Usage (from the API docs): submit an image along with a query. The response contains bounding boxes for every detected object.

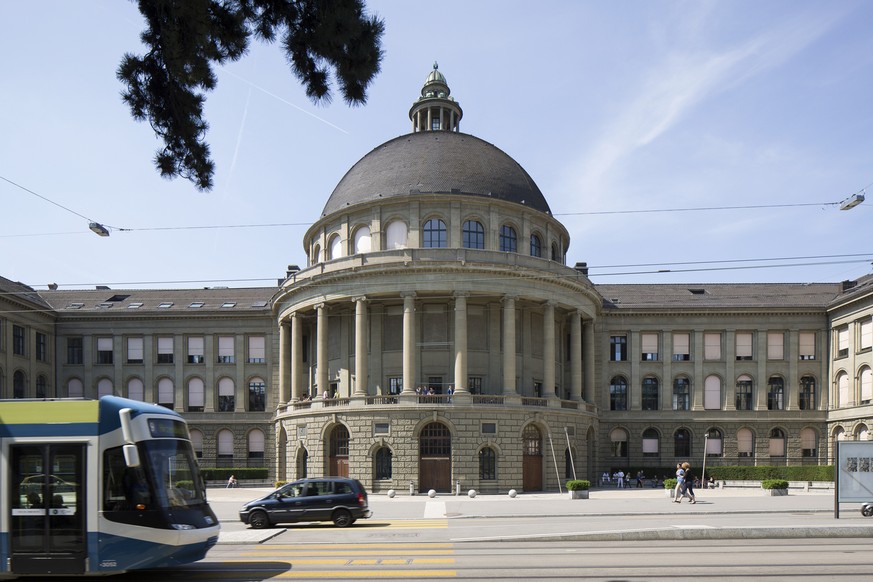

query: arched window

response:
[674,428,691,457]
[421,422,452,455]
[673,377,690,411]
[609,376,628,411]
[217,429,234,466]
[98,378,113,398]
[353,226,371,254]
[767,377,784,410]
[499,225,517,252]
[737,427,754,458]
[385,220,408,249]
[248,429,265,462]
[157,378,173,408]
[800,375,817,410]
[642,428,660,457]
[330,425,350,457]
[551,242,559,262]
[35,375,47,398]
[705,428,723,457]
[188,377,205,412]
[127,377,144,401]
[375,447,393,480]
[218,377,235,412]
[736,375,753,410]
[610,427,628,457]
[422,218,447,248]
[861,367,873,404]
[67,378,84,398]
[704,375,721,410]
[248,377,266,412]
[800,427,818,458]
[328,234,343,260]
[13,371,25,399]
[642,377,659,410]
[312,244,322,264]
[837,371,850,407]
[480,447,497,480]
[768,428,786,457]
[530,234,542,257]
[462,220,485,249]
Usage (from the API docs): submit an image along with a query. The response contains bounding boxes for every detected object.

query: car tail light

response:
[357,493,365,506]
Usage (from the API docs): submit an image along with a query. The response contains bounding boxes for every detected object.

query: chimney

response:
[47,283,58,290]
[574,262,589,276]
[842,280,858,292]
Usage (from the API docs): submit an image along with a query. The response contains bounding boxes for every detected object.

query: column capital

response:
[453,291,469,299]
[351,295,368,304]
[400,291,417,300]
[501,295,518,305]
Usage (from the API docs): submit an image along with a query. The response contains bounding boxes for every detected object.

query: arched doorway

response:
[328,425,349,477]
[522,424,543,491]
[419,422,451,492]
[296,448,308,479]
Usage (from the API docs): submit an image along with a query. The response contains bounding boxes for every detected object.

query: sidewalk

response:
[208,486,873,543]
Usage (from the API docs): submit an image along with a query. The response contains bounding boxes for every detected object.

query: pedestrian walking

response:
[672,463,685,503]
[227,474,237,489]
[681,462,696,503]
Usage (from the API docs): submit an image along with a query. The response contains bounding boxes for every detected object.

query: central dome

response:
[321,131,551,216]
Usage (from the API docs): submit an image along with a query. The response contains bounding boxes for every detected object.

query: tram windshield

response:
[104,439,206,512]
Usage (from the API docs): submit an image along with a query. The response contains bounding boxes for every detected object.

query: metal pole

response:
[548,432,562,493]
[701,434,708,490]
[565,427,577,480]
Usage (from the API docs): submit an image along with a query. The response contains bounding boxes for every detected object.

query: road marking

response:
[424,501,446,518]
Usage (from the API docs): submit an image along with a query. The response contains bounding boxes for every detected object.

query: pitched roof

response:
[595,282,843,310]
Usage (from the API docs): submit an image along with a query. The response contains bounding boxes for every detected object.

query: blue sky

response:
[2,0,872,290]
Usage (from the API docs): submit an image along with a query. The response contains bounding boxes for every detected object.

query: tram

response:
[0,396,219,578]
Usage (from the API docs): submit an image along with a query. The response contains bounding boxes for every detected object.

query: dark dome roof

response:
[321,132,551,216]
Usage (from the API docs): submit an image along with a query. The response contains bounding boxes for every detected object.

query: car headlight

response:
[171,523,196,530]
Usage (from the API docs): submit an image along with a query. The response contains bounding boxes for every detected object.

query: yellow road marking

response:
[274,571,456,579]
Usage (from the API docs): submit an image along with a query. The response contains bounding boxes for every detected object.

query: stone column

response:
[543,301,555,398]
[571,311,583,401]
[354,296,368,396]
[454,292,468,393]
[402,292,416,394]
[316,303,328,397]
[278,319,289,404]
[502,295,517,395]
[291,313,302,399]
[583,319,595,402]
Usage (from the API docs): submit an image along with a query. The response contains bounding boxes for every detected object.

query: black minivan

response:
[239,477,372,528]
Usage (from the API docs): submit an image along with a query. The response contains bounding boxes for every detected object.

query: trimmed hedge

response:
[704,465,833,482]
[199,468,269,481]
[761,479,789,490]
[566,480,590,491]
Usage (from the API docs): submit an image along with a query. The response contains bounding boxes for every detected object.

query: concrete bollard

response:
[387,489,396,498]
[428,489,436,498]
[508,489,517,498]
[468,489,477,498]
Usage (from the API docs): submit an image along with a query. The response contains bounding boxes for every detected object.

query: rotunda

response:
[273,64,601,493]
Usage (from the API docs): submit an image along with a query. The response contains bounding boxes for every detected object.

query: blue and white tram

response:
[0,396,219,578]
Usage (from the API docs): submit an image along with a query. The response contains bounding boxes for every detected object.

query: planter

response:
[569,490,589,499]
[764,488,788,496]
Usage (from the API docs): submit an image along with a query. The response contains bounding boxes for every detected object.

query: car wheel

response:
[249,510,271,529]
[862,504,873,517]
[332,509,353,527]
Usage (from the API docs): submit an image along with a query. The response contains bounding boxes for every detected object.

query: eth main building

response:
[3,66,873,493]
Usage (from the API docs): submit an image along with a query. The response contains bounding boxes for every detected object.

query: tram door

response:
[9,444,86,575]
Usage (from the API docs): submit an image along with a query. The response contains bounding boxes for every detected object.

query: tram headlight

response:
[171,523,196,530]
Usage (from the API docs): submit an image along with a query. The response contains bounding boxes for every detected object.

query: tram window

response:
[103,447,151,511]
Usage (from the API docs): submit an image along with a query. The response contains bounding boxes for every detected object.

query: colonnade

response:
[277,294,594,404]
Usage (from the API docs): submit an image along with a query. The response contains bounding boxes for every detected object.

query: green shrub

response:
[199,468,269,481]
[761,479,789,490]
[274,480,288,488]
[704,466,832,482]
[175,480,194,489]
[566,480,590,491]
[664,478,677,490]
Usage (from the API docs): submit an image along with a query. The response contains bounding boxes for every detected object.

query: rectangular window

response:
[373,422,390,436]
[672,332,690,361]
[736,380,753,411]
[481,422,497,434]
[641,333,658,361]
[187,336,204,363]
[248,379,266,412]
[735,332,753,360]
[704,333,721,360]
[610,335,627,361]
[468,376,483,394]
[67,337,83,364]
[767,332,784,361]
[97,337,113,364]
[127,337,144,364]
[860,319,873,351]
[218,336,235,363]
[388,376,403,395]
[13,325,25,356]
[799,332,816,360]
[248,336,266,363]
[35,332,47,361]
[837,326,849,358]
[642,438,659,456]
[737,431,753,457]
[157,337,174,364]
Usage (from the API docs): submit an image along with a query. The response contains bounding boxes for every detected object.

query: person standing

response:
[681,462,697,503]
[672,463,685,503]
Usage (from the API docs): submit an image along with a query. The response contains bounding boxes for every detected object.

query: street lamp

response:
[89,222,110,237]
[840,193,865,211]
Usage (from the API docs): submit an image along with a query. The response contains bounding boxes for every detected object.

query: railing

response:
[472,395,505,405]
[280,393,596,414]
[323,397,351,408]
[521,397,548,407]
[366,395,398,405]
[417,395,451,405]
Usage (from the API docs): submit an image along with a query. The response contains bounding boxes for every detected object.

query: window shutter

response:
[767,332,784,360]
[642,438,659,454]
[249,336,266,360]
[861,368,873,402]
[158,337,173,354]
[673,333,689,356]
[188,336,204,356]
[641,333,658,353]
[219,336,234,357]
[735,332,752,358]
[188,378,205,407]
[128,337,143,360]
[158,378,174,404]
[704,376,721,410]
[97,337,113,351]
[219,377,235,396]
[799,332,815,359]
[861,320,873,350]
[704,333,721,359]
